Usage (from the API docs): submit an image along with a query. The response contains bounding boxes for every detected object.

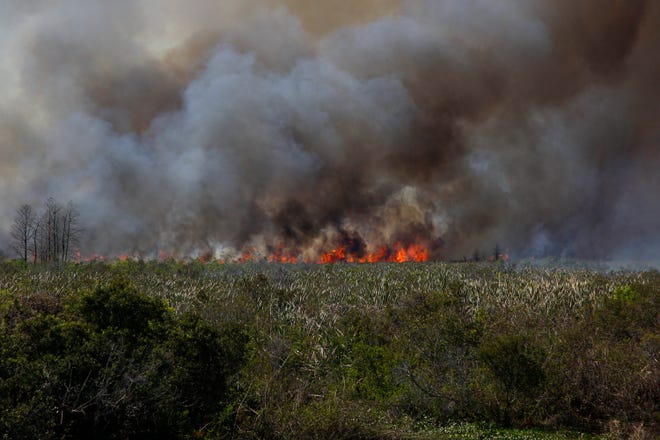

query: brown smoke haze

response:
[0,0,658,261]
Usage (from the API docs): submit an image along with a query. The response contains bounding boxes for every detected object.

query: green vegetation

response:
[0,261,657,439]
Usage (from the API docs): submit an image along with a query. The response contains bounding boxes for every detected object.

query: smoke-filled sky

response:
[1,0,658,261]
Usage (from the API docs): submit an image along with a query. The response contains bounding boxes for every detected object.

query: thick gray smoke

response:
[1,0,658,261]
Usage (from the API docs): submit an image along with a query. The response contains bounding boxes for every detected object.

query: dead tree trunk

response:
[10,204,36,262]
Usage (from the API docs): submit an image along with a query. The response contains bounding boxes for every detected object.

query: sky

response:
[0,0,658,261]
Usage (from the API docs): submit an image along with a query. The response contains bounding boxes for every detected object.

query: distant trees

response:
[10,198,82,264]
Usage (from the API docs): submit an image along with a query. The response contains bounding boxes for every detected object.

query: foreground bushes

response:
[0,280,247,439]
[0,263,658,439]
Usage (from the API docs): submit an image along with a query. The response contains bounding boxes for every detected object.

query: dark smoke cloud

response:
[0,0,658,261]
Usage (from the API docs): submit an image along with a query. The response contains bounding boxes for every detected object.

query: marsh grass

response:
[0,261,657,439]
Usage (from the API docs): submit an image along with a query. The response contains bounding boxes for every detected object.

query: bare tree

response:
[60,201,82,263]
[10,204,36,262]
[32,216,40,264]
[30,198,82,264]
[36,197,61,263]
[493,243,501,261]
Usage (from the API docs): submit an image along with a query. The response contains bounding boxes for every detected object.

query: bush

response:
[545,283,659,434]
[478,334,546,425]
[0,280,248,439]
[78,280,170,338]
[391,289,485,422]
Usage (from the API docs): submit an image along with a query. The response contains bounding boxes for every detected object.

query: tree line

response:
[10,198,82,264]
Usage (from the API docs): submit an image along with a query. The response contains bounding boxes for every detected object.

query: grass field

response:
[0,260,657,439]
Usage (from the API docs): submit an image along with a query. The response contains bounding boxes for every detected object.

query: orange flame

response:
[73,241,431,265]
[267,244,299,263]
[237,248,255,263]
[319,246,346,263]
[318,242,428,264]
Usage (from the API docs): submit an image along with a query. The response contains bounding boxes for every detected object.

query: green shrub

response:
[478,334,546,425]
[0,280,248,439]
[78,279,170,338]
[545,283,659,433]
[391,290,485,421]
[346,341,400,401]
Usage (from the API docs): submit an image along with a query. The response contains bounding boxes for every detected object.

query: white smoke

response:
[0,0,658,261]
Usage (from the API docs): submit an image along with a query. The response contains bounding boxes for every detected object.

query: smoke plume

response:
[1,0,658,261]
